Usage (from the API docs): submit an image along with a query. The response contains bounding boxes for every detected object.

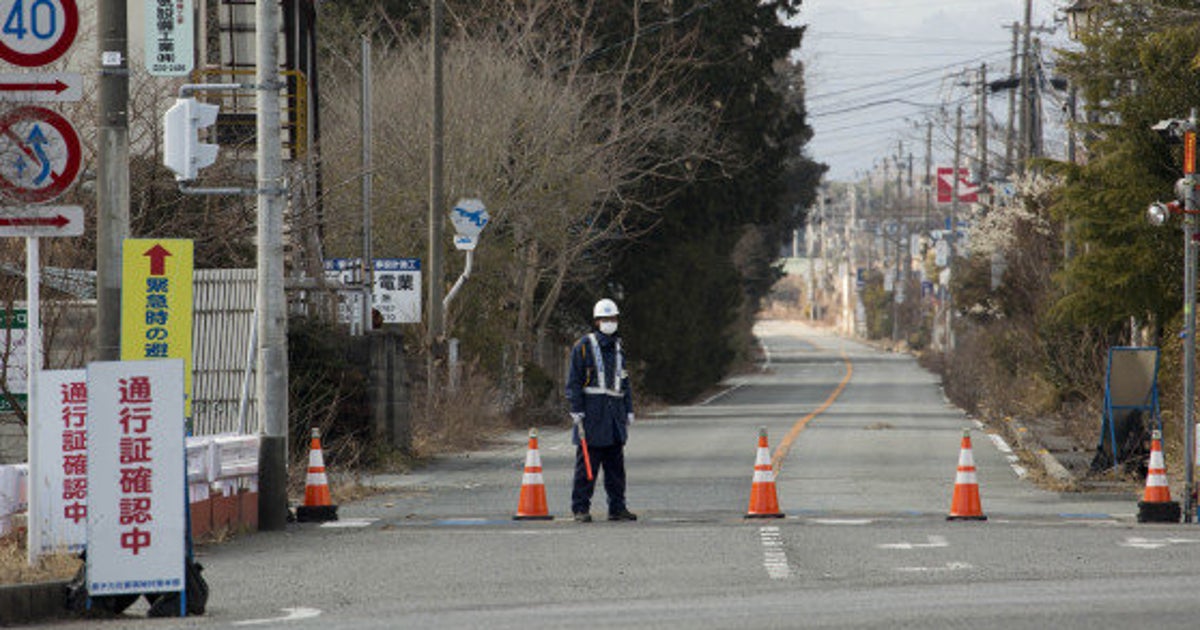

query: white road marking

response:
[319,518,377,529]
[895,562,972,573]
[1120,537,1200,549]
[878,535,948,550]
[759,526,793,579]
[233,607,322,625]
[810,518,873,525]
[988,433,1012,453]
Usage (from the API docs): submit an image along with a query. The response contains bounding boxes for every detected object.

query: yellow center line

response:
[771,349,854,474]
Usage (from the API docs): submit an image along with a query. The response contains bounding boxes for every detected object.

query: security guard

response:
[566,298,637,522]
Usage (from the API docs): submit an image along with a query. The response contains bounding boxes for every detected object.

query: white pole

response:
[25,236,41,565]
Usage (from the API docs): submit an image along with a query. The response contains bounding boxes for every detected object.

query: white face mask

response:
[598,321,618,335]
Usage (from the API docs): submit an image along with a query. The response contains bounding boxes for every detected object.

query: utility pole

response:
[361,37,374,302]
[256,0,289,531]
[96,0,129,362]
[428,0,446,403]
[1006,22,1019,178]
[1183,109,1198,523]
[947,105,963,354]
[845,188,857,336]
[978,63,989,189]
[925,121,933,229]
[1018,0,1032,172]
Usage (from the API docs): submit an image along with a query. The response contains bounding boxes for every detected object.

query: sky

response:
[796,0,1073,182]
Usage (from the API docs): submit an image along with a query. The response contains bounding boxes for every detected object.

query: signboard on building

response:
[86,359,185,597]
[30,369,86,553]
[121,239,194,417]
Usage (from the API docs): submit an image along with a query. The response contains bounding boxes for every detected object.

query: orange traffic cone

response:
[947,429,987,521]
[514,428,552,520]
[1138,429,1181,523]
[746,427,784,518]
[296,427,338,522]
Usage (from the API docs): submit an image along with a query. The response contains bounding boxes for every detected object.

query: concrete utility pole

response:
[361,36,374,308]
[924,121,932,229]
[1017,0,1032,172]
[428,0,446,402]
[96,0,130,362]
[947,105,963,355]
[256,0,289,531]
[1006,22,1019,178]
[977,63,988,188]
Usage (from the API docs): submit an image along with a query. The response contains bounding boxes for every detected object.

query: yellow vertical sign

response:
[121,239,194,417]
[1186,131,1197,175]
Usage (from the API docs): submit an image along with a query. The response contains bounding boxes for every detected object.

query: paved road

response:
[49,320,1200,629]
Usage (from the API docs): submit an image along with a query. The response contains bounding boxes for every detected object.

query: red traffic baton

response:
[581,436,594,481]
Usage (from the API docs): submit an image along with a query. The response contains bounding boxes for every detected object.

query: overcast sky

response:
[796,0,1073,182]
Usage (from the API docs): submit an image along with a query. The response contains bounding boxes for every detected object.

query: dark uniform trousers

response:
[571,444,627,515]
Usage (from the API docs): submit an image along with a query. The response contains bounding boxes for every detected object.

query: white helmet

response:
[593,298,619,319]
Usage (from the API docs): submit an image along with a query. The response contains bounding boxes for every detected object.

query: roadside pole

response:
[256,0,289,531]
[1183,111,1197,523]
[97,0,130,363]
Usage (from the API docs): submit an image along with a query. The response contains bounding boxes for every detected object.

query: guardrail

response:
[1,434,260,542]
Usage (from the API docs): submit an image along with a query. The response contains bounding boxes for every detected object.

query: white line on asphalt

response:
[1119,537,1200,549]
[319,518,377,528]
[895,562,972,573]
[809,518,873,525]
[233,607,322,625]
[988,434,1012,453]
[878,535,948,550]
[759,526,793,579]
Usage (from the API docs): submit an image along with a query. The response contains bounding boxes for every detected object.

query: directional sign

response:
[0,0,79,67]
[0,204,81,236]
[0,106,81,203]
[450,198,489,238]
[0,72,81,102]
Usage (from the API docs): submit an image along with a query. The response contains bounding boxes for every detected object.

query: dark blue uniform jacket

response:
[565,331,633,448]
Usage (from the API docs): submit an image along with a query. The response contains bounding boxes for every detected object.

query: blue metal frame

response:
[1102,346,1161,468]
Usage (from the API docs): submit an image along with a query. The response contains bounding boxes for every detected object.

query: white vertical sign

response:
[373,258,421,324]
[86,360,185,597]
[145,0,194,76]
[30,369,87,556]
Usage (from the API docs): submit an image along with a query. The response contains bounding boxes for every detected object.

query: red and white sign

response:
[936,167,979,204]
[0,204,82,236]
[0,71,81,102]
[30,369,86,554]
[86,360,185,597]
[0,0,78,67]
[0,105,81,203]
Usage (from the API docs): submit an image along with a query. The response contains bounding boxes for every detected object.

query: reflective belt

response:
[582,333,624,397]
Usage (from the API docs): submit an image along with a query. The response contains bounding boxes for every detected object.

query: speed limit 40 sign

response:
[0,0,78,67]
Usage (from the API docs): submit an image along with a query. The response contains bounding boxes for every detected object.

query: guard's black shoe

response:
[608,510,638,521]
[573,513,592,523]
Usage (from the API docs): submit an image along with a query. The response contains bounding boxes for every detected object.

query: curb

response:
[0,580,68,625]
[999,416,1074,484]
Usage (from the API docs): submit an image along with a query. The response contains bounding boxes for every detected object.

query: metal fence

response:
[191,269,257,435]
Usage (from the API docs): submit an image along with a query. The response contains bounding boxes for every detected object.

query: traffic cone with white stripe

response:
[1138,429,1181,523]
[296,427,338,522]
[746,427,784,518]
[947,429,986,521]
[514,428,552,520]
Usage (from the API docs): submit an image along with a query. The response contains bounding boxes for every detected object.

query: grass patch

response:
[0,529,81,585]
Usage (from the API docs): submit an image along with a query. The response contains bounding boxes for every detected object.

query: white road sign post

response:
[86,360,186,600]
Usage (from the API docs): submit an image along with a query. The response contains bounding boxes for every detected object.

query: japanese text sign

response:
[86,359,185,597]
[121,239,194,417]
[31,369,86,553]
